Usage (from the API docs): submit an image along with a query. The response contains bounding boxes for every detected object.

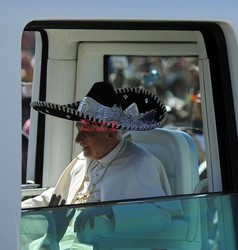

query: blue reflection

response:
[21,193,237,250]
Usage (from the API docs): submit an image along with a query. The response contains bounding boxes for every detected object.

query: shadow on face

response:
[75,122,120,159]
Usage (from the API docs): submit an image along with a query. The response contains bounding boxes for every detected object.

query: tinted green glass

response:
[21,193,237,250]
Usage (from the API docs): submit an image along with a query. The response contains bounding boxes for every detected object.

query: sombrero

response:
[31,81,167,131]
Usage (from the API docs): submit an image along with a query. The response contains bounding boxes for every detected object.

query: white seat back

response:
[123,128,199,195]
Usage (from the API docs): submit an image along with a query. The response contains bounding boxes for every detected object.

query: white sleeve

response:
[21,188,55,208]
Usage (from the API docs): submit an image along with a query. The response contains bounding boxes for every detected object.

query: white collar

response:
[97,140,125,167]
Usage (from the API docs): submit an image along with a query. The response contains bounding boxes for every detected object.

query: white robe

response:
[22,140,172,208]
[22,140,183,249]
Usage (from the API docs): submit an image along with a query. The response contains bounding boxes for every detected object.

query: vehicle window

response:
[21,193,236,250]
[20,25,236,250]
[22,29,223,202]
[106,56,206,188]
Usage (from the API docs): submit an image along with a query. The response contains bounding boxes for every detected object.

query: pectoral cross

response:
[72,191,90,204]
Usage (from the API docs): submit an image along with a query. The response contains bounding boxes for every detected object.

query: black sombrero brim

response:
[115,87,167,130]
[31,100,82,121]
[31,87,167,131]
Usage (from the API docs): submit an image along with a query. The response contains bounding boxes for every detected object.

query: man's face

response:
[75,122,110,160]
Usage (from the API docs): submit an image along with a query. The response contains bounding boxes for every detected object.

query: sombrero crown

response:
[31,81,167,131]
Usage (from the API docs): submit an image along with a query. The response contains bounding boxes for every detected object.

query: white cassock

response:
[22,140,174,207]
[22,140,183,249]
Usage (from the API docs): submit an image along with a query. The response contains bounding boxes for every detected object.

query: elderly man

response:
[22,81,171,207]
[22,81,182,249]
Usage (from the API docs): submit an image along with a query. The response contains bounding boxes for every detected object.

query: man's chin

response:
[83,149,91,158]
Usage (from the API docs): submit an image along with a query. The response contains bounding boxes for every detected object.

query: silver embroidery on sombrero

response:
[123,103,139,118]
[77,97,124,122]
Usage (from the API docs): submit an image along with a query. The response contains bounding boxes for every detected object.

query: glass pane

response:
[107,56,206,185]
[21,193,237,250]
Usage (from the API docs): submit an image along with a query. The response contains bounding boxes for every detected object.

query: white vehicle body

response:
[0,0,238,249]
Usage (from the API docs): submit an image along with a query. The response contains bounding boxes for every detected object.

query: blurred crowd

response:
[108,56,200,126]
[108,56,205,169]
[22,31,35,183]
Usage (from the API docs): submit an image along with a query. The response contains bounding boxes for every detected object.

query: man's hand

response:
[47,194,75,242]
[49,194,66,206]
[74,206,115,233]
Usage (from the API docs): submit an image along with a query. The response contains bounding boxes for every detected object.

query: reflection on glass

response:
[21,193,236,250]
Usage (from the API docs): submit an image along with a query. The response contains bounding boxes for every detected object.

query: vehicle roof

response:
[0,0,238,24]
